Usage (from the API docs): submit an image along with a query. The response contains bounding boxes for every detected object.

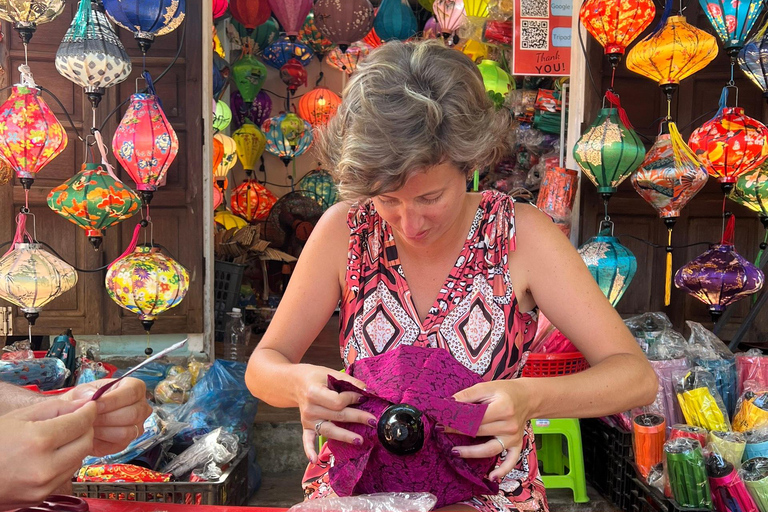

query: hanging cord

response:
[616,234,714,249]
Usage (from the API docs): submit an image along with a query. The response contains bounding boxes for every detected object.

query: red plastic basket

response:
[522,351,589,378]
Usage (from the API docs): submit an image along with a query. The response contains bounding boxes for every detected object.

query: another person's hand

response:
[0,399,97,509]
[451,380,531,482]
[63,378,152,457]
[296,364,375,464]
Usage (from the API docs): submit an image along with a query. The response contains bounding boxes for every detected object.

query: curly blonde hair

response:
[315,40,510,200]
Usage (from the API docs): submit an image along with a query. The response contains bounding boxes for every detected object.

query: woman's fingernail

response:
[452,449,461,456]
[368,418,377,428]
[354,437,363,446]
[358,395,368,404]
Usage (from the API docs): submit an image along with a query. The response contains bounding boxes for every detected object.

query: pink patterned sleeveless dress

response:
[302,190,548,512]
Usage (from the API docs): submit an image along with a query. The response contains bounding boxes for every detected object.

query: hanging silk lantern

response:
[102,0,185,54]
[0,160,12,186]
[215,209,248,230]
[731,166,768,265]
[299,13,335,61]
[297,87,342,127]
[433,0,467,42]
[0,69,68,190]
[632,121,709,305]
[230,0,270,29]
[700,0,762,58]
[262,113,313,166]
[231,90,272,129]
[460,38,488,62]
[314,0,375,53]
[213,100,232,132]
[213,136,224,174]
[47,163,142,250]
[231,42,268,104]
[327,42,372,75]
[0,0,64,44]
[233,122,267,173]
[420,0,436,12]
[0,215,77,325]
[296,168,338,210]
[738,20,768,99]
[213,183,224,210]
[573,91,646,200]
[424,16,441,39]
[213,63,225,98]
[578,221,637,307]
[214,133,238,184]
[280,59,308,93]
[675,215,764,322]
[626,16,718,103]
[267,0,313,38]
[578,0,656,68]
[463,0,489,18]
[231,18,279,53]
[231,179,278,222]
[477,59,513,97]
[688,87,768,192]
[105,244,189,332]
[363,25,383,48]
[112,73,179,204]
[262,36,314,69]
[213,0,228,19]
[55,0,132,109]
[374,0,418,41]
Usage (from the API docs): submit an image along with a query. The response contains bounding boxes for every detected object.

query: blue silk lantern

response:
[296,168,338,210]
[262,36,314,69]
[374,0,418,41]
[262,113,313,166]
[578,221,638,307]
[738,20,768,100]
[102,0,185,54]
[700,0,763,58]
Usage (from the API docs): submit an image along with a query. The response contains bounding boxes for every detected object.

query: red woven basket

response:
[522,351,589,378]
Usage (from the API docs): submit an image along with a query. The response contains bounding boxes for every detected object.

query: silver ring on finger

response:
[495,436,507,456]
[314,419,328,436]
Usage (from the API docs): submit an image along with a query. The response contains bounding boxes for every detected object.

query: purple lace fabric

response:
[328,345,499,508]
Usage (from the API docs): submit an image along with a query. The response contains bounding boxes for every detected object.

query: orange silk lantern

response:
[579,0,656,68]
[231,179,277,222]
[297,86,342,126]
[213,136,224,175]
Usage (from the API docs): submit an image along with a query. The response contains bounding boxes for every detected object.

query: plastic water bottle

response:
[224,308,248,361]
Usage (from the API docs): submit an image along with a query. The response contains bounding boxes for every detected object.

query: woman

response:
[245,40,657,511]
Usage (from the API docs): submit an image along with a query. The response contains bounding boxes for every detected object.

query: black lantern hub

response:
[377,403,425,455]
[709,308,724,325]
[280,157,292,167]
[141,319,155,333]
[660,83,678,104]
[88,235,103,250]
[140,190,154,205]
[85,87,105,109]
[760,216,768,230]
[19,177,34,190]
[13,22,36,45]
[339,43,349,53]
[720,182,735,195]
[663,217,678,230]
[24,311,39,325]
[135,31,156,55]
[607,53,622,69]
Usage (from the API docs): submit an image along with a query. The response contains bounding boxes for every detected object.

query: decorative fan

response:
[262,191,323,257]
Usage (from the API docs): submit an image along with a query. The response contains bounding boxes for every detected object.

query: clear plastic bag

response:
[76,359,109,385]
[736,349,768,397]
[155,371,193,405]
[624,312,673,354]
[647,329,687,361]
[733,387,768,433]
[113,361,169,399]
[709,431,746,470]
[1,340,34,360]
[650,358,691,432]
[744,428,768,461]
[633,413,666,480]
[685,322,737,416]
[663,438,712,509]
[738,456,768,511]
[288,493,437,512]
[675,367,731,431]
[161,428,239,479]
[705,450,758,512]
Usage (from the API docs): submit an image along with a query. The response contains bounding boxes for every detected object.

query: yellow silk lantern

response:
[232,122,266,173]
[213,133,238,183]
[626,16,718,105]
[460,39,488,62]
[464,0,489,17]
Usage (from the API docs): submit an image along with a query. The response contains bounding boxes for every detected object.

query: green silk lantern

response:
[731,166,768,266]
[374,0,418,42]
[213,100,232,132]
[232,41,267,104]
[296,168,338,210]
[477,59,514,97]
[578,221,638,307]
[573,91,646,200]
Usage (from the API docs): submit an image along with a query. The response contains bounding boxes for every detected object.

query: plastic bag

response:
[624,312,673,354]
[76,359,109,385]
[161,428,239,479]
[647,329,687,361]
[114,361,169,399]
[288,493,438,512]
[739,457,768,510]
[1,340,34,360]
[709,431,746,470]
[733,388,768,433]
[737,349,768,397]
[685,322,737,416]
[633,413,667,480]
[0,357,68,391]
[663,438,712,509]
[705,451,758,512]
[155,371,193,405]
[651,359,691,432]
[675,367,731,431]
[745,428,768,461]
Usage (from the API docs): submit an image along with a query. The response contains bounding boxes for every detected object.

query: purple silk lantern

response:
[231,90,272,130]
[675,215,765,323]
[327,345,498,508]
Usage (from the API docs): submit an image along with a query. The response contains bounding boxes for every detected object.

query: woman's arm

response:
[511,202,658,418]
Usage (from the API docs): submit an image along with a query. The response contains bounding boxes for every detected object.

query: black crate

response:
[581,419,638,511]
[72,452,248,505]
[632,475,711,512]
[214,260,246,342]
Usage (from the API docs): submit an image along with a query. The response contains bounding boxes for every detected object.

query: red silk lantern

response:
[231,179,277,222]
[230,0,271,29]
[112,73,179,204]
[579,0,656,68]
[363,26,383,48]
[688,87,768,192]
[297,86,342,126]
[280,59,308,93]
[213,0,228,19]
[0,69,68,190]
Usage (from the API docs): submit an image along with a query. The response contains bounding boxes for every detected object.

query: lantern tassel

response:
[115,223,142,263]
[72,0,92,39]
[605,91,634,129]
[6,214,30,256]
[665,228,673,306]
[93,130,122,182]
[651,0,674,35]
[723,214,736,245]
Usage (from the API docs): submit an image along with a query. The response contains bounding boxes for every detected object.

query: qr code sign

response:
[521,19,549,50]
[521,0,549,18]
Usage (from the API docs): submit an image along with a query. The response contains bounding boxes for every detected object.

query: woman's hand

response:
[451,380,531,482]
[296,364,377,464]
[0,399,97,509]
[63,377,153,457]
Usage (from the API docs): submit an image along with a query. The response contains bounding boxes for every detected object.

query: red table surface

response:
[85,499,286,512]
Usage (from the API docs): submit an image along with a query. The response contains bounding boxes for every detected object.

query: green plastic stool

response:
[532,418,589,503]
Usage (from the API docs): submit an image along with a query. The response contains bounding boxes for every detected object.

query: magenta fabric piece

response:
[327,345,499,508]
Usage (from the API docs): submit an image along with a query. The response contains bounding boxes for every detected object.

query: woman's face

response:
[372,162,468,248]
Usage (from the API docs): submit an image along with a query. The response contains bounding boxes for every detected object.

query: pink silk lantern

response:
[213,0,228,19]
[267,0,313,38]
[112,72,179,205]
[213,183,224,210]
